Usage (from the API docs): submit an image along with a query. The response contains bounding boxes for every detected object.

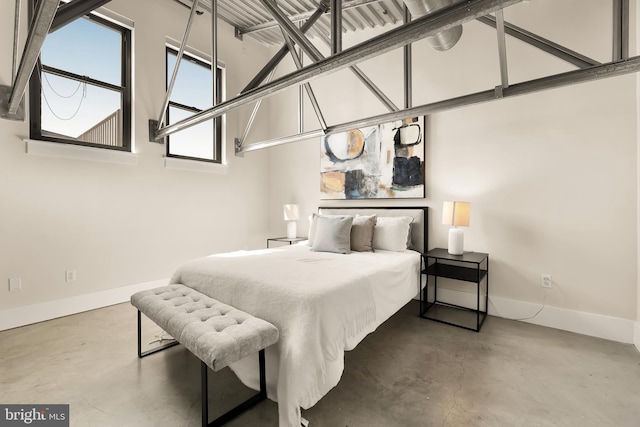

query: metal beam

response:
[6,0,59,115]
[274,2,399,112]
[317,31,402,112]
[12,0,22,84]
[348,65,398,111]
[238,55,640,154]
[317,26,397,111]
[154,0,526,141]
[495,10,509,89]
[50,0,112,33]
[298,45,304,134]
[403,5,411,109]
[211,0,219,157]
[237,68,278,151]
[241,4,327,93]
[240,130,324,154]
[477,15,600,69]
[613,0,629,61]
[281,32,328,130]
[326,56,640,134]
[157,0,200,128]
[260,0,325,62]
[331,0,343,54]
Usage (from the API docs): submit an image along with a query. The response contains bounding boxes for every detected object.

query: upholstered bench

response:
[131,284,279,427]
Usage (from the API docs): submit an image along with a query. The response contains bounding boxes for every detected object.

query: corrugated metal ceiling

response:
[178,0,405,46]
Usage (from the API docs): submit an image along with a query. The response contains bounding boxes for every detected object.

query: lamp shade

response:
[442,201,471,227]
[283,204,300,221]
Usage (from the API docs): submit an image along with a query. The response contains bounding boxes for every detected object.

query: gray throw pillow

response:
[312,215,354,254]
[351,215,377,252]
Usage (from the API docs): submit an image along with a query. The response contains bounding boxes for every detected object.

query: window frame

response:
[165,46,223,164]
[28,8,132,152]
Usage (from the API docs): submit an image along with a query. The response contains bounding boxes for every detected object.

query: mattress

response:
[169,243,420,427]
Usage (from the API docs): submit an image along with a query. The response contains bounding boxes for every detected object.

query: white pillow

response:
[308,214,318,246]
[312,215,354,254]
[372,216,413,251]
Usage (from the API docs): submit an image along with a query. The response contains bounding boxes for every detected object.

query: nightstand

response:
[420,248,489,332]
[266,237,307,248]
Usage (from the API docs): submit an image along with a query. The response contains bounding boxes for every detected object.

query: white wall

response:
[0,0,273,314]
[1,0,638,343]
[636,0,640,351]
[267,0,639,341]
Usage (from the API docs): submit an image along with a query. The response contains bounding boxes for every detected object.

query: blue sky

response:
[40,17,121,138]
[41,15,215,158]
[166,51,215,159]
[42,18,121,85]
[167,52,212,110]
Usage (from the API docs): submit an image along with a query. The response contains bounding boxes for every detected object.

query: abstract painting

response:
[320,117,425,199]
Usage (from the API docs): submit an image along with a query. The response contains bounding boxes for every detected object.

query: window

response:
[165,47,223,163]
[29,7,132,151]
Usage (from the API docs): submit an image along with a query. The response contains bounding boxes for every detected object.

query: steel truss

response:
[147,0,638,157]
[1,0,635,156]
[153,0,527,143]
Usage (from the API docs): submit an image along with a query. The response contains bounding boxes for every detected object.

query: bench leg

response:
[259,349,266,398]
[137,310,179,358]
[202,349,268,427]
[202,362,209,427]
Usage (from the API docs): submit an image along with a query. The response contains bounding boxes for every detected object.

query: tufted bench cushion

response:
[131,284,279,372]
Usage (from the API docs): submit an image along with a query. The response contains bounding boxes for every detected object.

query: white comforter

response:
[169,244,420,427]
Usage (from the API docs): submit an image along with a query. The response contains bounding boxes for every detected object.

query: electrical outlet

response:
[9,277,21,292]
[65,270,77,282]
[541,274,552,288]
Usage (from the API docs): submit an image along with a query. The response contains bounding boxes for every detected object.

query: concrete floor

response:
[1,300,639,427]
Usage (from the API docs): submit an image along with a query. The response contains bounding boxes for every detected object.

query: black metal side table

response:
[420,248,489,332]
[266,237,307,248]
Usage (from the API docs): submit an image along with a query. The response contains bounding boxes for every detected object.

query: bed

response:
[169,206,428,426]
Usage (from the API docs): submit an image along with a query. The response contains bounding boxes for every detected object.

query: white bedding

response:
[169,243,420,427]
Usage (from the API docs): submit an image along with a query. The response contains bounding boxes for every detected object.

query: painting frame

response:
[320,116,426,200]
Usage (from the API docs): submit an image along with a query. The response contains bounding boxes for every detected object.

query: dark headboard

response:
[318,206,428,254]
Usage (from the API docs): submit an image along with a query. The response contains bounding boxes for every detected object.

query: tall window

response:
[166,47,223,163]
[29,10,132,150]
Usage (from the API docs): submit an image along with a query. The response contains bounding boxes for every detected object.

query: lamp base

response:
[286,221,297,239]
[448,227,464,255]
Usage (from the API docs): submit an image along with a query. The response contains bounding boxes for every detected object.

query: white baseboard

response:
[429,287,635,344]
[2,281,635,346]
[0,278,169,332]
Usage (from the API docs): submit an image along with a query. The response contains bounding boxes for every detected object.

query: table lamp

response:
[283,204,300,239]
[442,201,471,255]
